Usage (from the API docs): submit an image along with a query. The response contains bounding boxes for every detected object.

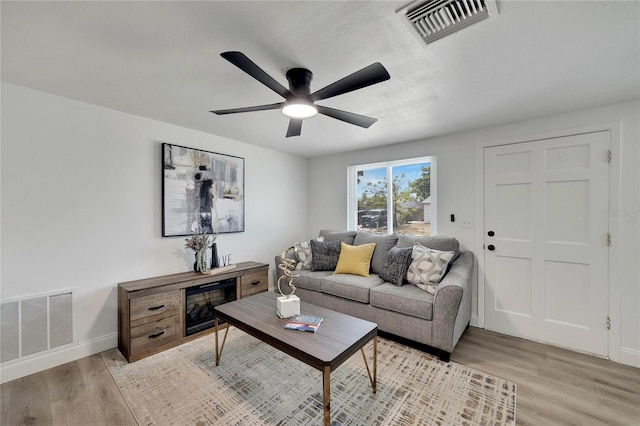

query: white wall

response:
[308,100,640,367]
[0,82,310,382]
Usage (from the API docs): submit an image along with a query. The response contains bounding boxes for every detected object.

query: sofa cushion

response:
[353,232,399,275]
[293,236,324,270]
[321,274,384,304]
[311,239,342,271]
[407,243,455,294]
[378,246,413,286]
[319,230,357,245]
[396,234,459,259]
[286,269,333,293]
[370,282,434,320]
[334,242,376,277]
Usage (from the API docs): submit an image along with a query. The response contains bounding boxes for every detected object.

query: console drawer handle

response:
[148,305,165,311]
[148,331,165,339]
[251,280,261,286]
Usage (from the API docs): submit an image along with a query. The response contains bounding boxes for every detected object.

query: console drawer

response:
[130,315,180,354]
[130,290,181,327]
[241,270,268,297]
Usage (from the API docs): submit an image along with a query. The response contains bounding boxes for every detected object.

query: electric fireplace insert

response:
[185,277,236,336]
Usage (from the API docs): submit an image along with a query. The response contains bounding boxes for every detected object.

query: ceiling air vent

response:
[402,0,495,44]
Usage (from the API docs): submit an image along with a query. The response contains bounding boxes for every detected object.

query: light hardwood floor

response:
[2,327,639,425]
[452,328,639,425]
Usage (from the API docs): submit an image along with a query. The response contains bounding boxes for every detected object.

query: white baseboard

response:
[0,333,118,384]
[618,346,640,368]
[469,314,480,328]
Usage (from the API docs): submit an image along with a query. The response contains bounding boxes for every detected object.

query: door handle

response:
[487,244,495,251]
[488,231,495,237]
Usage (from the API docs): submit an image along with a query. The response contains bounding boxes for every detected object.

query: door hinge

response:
[607,233,612,246]
[606,316,611,330]
[607,150,612,163]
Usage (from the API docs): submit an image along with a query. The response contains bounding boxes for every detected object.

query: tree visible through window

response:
[350,157,434,236]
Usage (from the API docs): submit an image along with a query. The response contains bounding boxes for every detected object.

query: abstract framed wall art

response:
[162,143,244,237]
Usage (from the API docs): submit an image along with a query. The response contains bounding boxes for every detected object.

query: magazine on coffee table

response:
[284,314,323,332]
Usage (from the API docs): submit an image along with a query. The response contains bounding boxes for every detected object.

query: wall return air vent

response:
[401,0,498,44]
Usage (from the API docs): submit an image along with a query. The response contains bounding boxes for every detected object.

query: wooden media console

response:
[117,261,268,362]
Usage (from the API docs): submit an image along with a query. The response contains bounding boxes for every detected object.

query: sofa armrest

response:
[431,251,474,353]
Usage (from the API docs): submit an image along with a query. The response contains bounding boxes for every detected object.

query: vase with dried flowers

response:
[185,232,215,274]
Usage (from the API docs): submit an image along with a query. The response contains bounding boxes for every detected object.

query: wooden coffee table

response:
[214,292,377,426]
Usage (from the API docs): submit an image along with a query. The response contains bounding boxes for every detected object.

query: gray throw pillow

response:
[310,239,342,271]
[378,246,413,286]
[353,232,399,275]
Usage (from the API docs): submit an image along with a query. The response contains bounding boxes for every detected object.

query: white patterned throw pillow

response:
[407,243,455,294]
[294,236,324,270]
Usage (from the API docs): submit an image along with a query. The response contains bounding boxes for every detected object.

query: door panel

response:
[494,256,532,317]
[544,260,590,328]
[496,183,533,241]
[546,180,590,242]
[484,132,609,356]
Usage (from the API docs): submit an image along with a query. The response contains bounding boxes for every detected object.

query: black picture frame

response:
[162,143,245,237]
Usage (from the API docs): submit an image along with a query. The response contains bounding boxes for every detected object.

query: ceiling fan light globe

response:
[282,102,317,119]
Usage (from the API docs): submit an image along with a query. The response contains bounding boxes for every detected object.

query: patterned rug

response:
[103,327,516,425]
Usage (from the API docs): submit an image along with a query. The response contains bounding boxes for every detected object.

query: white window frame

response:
[347,156,437,235]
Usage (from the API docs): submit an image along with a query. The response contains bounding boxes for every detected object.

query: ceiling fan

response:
[210,51,391,138]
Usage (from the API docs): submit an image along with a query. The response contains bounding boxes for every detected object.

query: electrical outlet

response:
[462,217,473,228]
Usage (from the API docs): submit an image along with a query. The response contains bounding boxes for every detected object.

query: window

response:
[348,157,435,236]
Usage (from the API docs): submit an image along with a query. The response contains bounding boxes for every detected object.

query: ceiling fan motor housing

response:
[212,51,390,136]
[286,68,313,97]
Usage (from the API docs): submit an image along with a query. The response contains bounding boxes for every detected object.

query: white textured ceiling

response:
[2,1,638,158]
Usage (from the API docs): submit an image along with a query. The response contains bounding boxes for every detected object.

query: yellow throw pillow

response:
[333,242,377,277]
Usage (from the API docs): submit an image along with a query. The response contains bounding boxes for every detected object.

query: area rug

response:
[103,327,516,425]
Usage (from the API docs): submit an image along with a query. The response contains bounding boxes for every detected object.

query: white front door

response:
[484,132,610,356]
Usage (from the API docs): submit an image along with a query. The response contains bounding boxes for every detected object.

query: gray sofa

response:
[275,230,474,361]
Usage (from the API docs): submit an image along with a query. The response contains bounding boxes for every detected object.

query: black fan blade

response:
[210,102,284,115]
[311,63,390,102]
[316,105,378,128]
[286,119,303,137]
[221,51,291,99]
